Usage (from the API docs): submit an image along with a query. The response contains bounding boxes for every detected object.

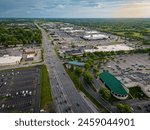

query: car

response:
[76,103,80,107]
[131,107,134,112]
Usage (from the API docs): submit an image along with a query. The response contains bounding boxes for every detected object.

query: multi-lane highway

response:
[36,23,96,113]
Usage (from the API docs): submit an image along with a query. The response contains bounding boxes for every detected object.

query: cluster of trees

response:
[74,67,93,85]
[143,40,150,45]
[0,22,42,46]
[83,71,93,85]
[116,103,132,113]
[100,88,111,101]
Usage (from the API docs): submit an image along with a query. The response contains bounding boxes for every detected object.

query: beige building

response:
[0,55,22,66]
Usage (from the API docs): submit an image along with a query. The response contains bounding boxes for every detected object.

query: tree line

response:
[0,22,42,46]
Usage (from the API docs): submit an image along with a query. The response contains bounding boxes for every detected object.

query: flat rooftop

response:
[85,31,99,34]
[84,44,134,52]
[0,55,22,65]
[83,34,109,40]
[67,61,85,67]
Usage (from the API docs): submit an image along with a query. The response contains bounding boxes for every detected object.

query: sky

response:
[0,0,149,18]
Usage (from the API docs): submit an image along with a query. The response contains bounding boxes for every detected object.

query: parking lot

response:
[103,54,150,92]
[52,24,123,47]
[102,54,150,112]
[104,54,150,88]
[0,66,41,113]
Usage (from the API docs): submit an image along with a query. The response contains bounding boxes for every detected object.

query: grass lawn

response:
[40,65,53,111]
[115,32,125,36]
[132,32,143,38]
[115,31,143,39]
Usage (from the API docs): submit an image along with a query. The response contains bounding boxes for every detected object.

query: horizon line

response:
[0,17,150,19]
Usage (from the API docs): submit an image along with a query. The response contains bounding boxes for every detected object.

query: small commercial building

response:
[0,55,22,66]
[65,49,83,56]
[25,48,36,61]
[25,48,35,54]
[65,61,85,69]
[67,61,85,67]
[26,54,35,61]
[99,72,129,100]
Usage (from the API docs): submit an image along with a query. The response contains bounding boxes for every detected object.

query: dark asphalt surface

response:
[0,67,41,113]
[37,23,95,113]
[80,77,118,113]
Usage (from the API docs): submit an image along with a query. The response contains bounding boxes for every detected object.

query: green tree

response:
[93,66,99,74]
[100,87,111,101]
[74,68,82,76]
[116,103,132,113]
[83,71,93,85]
[84,63,90,70]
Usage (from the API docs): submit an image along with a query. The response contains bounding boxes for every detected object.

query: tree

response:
[116,103,132,113]
[74,68,82,76]
[84,63,90,70]
[93,66,99,74]
[83,71,93,85]
[83,52,87,57]
[70,65,74,71]
[100,88,111,101]
[87,60,93,66]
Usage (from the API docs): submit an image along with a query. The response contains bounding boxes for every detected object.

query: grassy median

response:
[40,65,53,111]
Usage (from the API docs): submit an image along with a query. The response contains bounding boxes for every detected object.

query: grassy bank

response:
[40,65,53,111]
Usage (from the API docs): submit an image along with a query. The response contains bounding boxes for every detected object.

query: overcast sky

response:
[0,0,150,18]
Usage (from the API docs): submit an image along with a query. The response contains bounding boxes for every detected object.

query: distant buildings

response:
[65,49,83,56]
[85,31,99,34]
[82,34,109,40]
[0,55,22,66]
[60,27,73,30]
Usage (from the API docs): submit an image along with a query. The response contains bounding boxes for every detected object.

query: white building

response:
[66,30,85,33]
[84,44,134,53]
[83,34,109,40]
[60,27,73,30]
[0,55,22,66]
[85,31,99,34]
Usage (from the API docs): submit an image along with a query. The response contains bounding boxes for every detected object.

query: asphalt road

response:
[80,77,117,113]
[36,23,94,113]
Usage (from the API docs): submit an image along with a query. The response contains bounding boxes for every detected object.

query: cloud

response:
[94,3,104,9]
[57,4,65,9]
[113,2,150,18]
[0,0,149,18]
